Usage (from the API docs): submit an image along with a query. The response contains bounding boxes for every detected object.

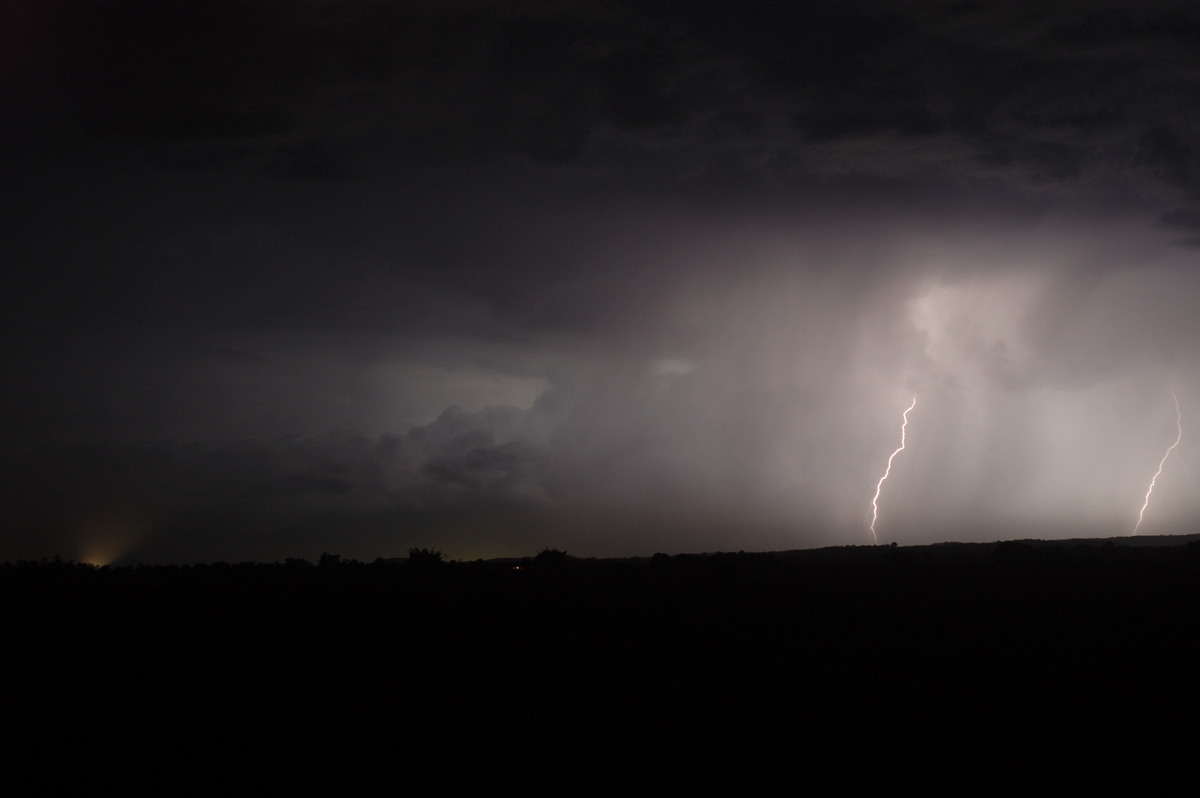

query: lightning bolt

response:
[869,396,917,544]
[1133,390,1182,535]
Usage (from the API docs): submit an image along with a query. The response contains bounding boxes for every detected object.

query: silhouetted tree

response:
[408,547,444,568]
[534,548,568,565]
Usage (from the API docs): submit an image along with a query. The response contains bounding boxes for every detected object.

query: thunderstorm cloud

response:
[6,1,1200,562]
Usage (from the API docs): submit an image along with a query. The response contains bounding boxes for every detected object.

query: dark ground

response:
[5,538,1200,791]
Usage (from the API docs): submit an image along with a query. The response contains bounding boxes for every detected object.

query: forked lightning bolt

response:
[1133,390,1182,535]
[869,396,917,544]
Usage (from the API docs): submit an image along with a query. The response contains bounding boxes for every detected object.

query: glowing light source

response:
[74,509,152,567]
[1133,390,1182,534]
[869,396,917,544]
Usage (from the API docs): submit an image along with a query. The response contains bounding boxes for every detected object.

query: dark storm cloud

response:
[212,346,269,365]
[424,441,542,493]
[7,358,855,563]
[28,1,303,140]
[14,1,1200,205]
[1136,126,1196,189]
[262,139,368,182]
[1159,207,1200,247]
[267,472,357,497]
[1160,207,1200,229]
[5,405,551,562]
[9,1,1200,562]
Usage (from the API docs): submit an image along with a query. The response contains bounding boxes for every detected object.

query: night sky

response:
[6,0,1200,564]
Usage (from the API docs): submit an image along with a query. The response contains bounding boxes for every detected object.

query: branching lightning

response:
[1133,390,1182,535]
[869,396,917,544]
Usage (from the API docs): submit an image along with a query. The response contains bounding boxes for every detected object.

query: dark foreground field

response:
[6,538,1200,791]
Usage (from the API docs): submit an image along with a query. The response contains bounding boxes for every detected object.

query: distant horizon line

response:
[10,530,1196,569]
